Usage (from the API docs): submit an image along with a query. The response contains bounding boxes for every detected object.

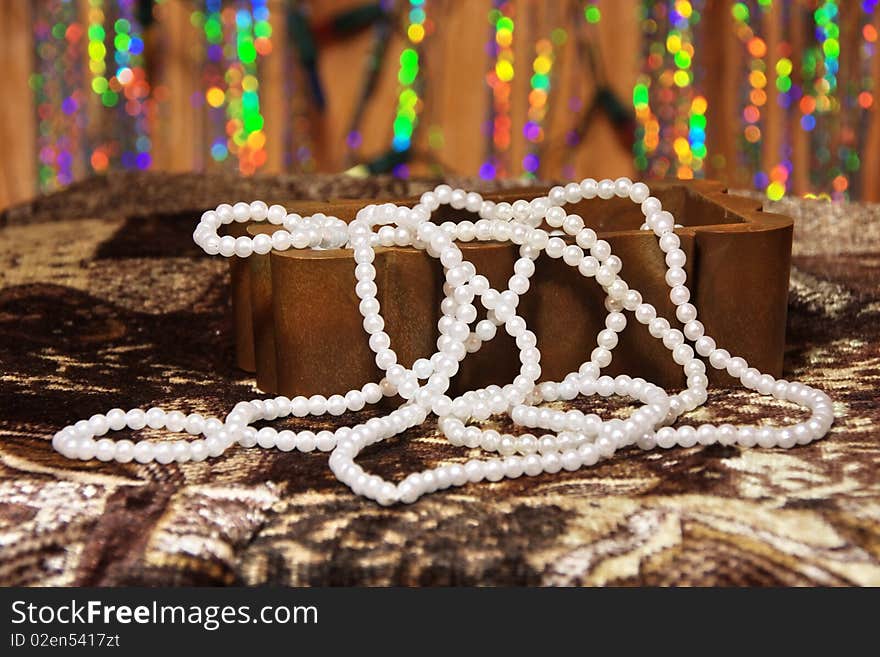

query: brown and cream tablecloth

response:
[1,172,878,586]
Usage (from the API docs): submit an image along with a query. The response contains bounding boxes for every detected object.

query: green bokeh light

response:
[584,5,601,24]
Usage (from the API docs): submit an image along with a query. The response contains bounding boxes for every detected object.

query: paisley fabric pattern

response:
[0,173,878,586]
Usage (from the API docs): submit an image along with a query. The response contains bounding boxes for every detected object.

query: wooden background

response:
[1,0,878,210]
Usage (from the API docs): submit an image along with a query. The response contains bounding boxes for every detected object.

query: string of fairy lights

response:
[634,3,669,178]
[91,0,152,171]
[634,1,706,181]
[732,1,767,189]
[201,0,228,165]
[25,0,880,201]
[855,1,879,199]
[31,0,84,192]
[388,0,426,178]
[807,1,839,194]
[195,0,271,173]
[766,0,793,203]
[673,1,704,180]
[522,35,556,178]
[481,1,516,180]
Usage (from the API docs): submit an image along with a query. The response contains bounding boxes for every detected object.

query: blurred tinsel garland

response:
[28,0,879,200]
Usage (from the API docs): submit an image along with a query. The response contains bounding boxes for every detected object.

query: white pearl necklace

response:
[51,179,835,505]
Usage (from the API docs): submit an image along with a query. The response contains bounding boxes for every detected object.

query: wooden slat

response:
[261,0,286,173]
[153,0,202,172]
[703,0,739,185]
[0,1,36,208]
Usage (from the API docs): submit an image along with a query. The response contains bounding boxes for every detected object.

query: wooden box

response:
[223,181,792,396]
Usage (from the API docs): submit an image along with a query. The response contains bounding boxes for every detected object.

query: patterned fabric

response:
[0,173,878,586]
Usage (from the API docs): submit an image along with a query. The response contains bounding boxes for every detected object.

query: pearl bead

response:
[590,240,611,261]
[561,450,580,471]
[665,267,686,287]
[669,285,690,305]
[88,414,109,436]
[95,438,115,462]
[578,178,597,198]
[252,233,272,255]
[267,204,286,223]
[145,407,165,429]
[126,409,147,430]
[165,410,186,432]
[172,441,191,462]
[629,182,649,203]
[597,179,615,199]
[185,413,205,435]
[696,425,716,446]
[133,441,153,463]
[562,245,583,266]
[741,368,761,389]
[190,440,209,462]
[114,440,135,462]
[576,227,597,249]
[677,426,697,448]
[614,177,632,197]
[308,395,328,414]
[563,214,584,235]
[154,442,175,464]
[709,348,731,369]
[250,200,269,221]
[563,182,581,203]
[737,427,757,447]
[695,336,716,357]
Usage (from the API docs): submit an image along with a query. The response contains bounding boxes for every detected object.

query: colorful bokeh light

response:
[390,1,426,159]
[482,2,515,179]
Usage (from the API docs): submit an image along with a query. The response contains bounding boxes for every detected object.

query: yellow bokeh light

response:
[247,130,266,150]
[673,69,690,87]
[776,58,792,77]
[206,86,225,108]
[496,60,514,82]
[673,137,690,156]
[408,23,425,43]
[766,181,785,201]
[533,55,552,75]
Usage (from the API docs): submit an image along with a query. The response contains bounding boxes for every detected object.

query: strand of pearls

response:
[51,179,834,505]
